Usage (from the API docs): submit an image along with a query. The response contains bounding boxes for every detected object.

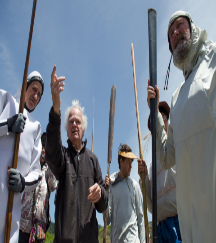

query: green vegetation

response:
[98,225,111,243]
[45,222,54,243]
[44,222,110,243]
[45,231,54,243]
[48,222,55,235]
[44,222,153,242]
[148,221,152,241]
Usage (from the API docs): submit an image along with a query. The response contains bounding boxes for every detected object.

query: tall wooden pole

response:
[91,97,94,152]
[103,85,116,243]
[131,43,149,243]
[148,8,158,243]
[4,1,37,242]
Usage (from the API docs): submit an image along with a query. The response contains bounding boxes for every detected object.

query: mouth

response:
[30,97,36,106]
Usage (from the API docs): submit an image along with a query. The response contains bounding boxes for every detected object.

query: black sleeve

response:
[93,156,108,213]
[45,107,65,180]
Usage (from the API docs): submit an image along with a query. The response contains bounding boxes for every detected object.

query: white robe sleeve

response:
[156,112,175,169]
[139,170,153,214]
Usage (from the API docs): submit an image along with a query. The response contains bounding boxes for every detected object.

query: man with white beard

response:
[147,11,216,242]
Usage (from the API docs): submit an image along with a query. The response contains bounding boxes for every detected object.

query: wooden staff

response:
[4,1,37,242]
[131,43,149,243]
[103,85,116,243]
[91,97,94,152]
[148,8,158,243]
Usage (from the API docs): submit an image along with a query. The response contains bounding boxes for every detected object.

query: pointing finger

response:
[51,65,57,84]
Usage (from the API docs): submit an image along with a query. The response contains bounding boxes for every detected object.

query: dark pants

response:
[18,229,44,243]
[18,230,30,243]
[157,215,182,243]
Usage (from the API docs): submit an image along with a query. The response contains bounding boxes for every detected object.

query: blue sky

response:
[1,0,216,227]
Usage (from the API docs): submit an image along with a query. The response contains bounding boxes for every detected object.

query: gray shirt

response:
[107,172,145,243]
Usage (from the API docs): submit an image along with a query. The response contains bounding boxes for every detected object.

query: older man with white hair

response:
[46,65,108,243]
[147,10,216,242]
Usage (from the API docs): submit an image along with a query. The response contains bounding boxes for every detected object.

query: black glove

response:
[7,113,26,133]
[8,168,25,192]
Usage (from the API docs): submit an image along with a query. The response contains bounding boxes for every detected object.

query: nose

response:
[32,92,39,100]
[72,121,77,126]
[173,28,179,37]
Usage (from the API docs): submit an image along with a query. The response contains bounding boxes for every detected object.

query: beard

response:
[173,29,192,63]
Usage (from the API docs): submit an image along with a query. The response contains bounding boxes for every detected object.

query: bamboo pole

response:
[91,97,94,152]
[131,43,149,243]
[4,1,37,242]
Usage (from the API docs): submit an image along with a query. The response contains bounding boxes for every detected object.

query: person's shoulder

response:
[0,89,14,101]
[83,143,101,163]
[206,40,216,62]
[110,171,118,179]
[204,40,216,53]
[129,177,139,186]
[129,177,142,190]
[110,172,119,184]
[171,82,184,107]
[0,89,8,95]
[84,147,98,160]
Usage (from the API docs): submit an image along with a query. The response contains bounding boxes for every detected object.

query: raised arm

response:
[147,79,175,169]
[46,65,66,179]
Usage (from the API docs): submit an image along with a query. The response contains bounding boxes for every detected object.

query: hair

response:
[41,132,46,147]
[159,106,169,119]
[64,100,88,132]
[118,143,132,169]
